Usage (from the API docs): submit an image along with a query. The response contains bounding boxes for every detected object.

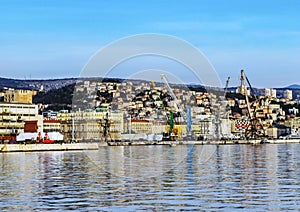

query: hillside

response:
[0,77,77,92]
[33,83,75,111]
[286,84,300,89]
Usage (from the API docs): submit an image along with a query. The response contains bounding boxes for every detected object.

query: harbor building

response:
[130,119,152,134]
[43,119,61,132]
[58,110,124,142]
[0,102,39,140]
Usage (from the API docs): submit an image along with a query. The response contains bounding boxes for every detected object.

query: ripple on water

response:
[1,145,300,211]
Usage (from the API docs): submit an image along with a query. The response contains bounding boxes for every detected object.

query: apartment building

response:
[4,88,37,104]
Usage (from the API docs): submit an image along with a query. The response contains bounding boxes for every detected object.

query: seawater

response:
[1,144,300,211]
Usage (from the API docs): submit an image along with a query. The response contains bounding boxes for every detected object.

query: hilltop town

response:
[0,75,300,143]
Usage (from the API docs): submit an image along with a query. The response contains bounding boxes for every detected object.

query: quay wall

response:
[0,143,106,152]
[1,139,300,152]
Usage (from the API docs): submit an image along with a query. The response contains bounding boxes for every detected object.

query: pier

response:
[1,139,300,152]
[107,139,300,146]
[0,142,107,152]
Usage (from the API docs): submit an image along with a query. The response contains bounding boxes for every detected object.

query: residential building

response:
[3,88,37,104]
[271,89,277,98]
[283,90,293,100]
[265,88,271,97]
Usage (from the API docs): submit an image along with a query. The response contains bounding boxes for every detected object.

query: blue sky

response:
[0,0,299,87]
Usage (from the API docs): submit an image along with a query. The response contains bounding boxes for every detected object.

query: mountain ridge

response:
[0,76,299,91]
[285,84,300,89]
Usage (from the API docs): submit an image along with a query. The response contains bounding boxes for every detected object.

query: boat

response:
[16,131,63,144]
[42,139,55,144]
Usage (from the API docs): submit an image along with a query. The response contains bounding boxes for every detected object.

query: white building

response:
[271,89,277,98]
[0,103,38,140]
[264,88,276,98]
[283,90,293,100]
[264,88,271,97]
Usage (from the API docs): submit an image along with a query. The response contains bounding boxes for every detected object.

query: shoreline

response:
[1,139,300,152]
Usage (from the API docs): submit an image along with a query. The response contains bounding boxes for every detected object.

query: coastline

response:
[1,139,300,152]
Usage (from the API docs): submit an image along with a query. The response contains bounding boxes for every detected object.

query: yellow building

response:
[131,119,152,134]
[4,89,37,104]
[58,110,123,142]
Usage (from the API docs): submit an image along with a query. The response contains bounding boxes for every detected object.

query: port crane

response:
[224,77,230,98]
[239,69,265,139]
[160,74,192,140]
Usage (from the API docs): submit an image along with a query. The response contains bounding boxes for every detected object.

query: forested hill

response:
[33,83,75,112]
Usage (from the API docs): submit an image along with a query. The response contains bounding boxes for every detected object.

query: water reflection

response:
[1,144,300,211]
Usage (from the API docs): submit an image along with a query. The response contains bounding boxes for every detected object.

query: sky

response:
[0,0,299,88]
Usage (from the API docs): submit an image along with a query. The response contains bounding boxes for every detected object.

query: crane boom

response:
[160,74,186,120]
[240,70,253,119]
[244,73,257,100]
[240,69,265,139]
[224,76,230,98]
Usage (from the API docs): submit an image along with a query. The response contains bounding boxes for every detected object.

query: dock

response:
[107,139,300,146]
[0,142,107,152]
[1,139,300,152]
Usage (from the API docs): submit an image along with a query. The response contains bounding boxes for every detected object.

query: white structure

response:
[264,88,271,97]
[264,88,276,98]
[289,107,299,115]
[283,90,293,100]
[17,132,64,142]
[0,103,38,137]
[271,89,277,98]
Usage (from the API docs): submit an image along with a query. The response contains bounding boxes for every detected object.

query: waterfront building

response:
[131,119,152,134]
[43,119,61,132]
[58,110,123,142]
[288,117,300,135]
[266,124,290,139]
[0,102,38,140]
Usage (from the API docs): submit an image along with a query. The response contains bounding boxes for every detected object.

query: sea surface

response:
[1,144,300,211]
